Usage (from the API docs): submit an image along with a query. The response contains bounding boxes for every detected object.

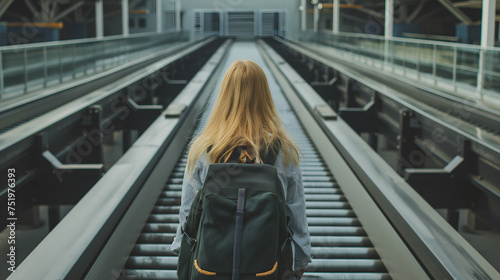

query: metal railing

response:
[0,31,189,100]
[300,31,500,102]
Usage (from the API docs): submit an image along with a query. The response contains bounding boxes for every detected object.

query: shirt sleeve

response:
[170,159,203,255]
[285,162,312,271]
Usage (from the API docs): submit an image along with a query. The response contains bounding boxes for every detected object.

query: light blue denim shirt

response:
[170,150,312,271]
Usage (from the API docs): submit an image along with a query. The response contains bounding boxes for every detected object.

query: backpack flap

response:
[191,163,286,279]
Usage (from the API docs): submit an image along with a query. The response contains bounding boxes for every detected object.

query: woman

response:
[171,59,311,278]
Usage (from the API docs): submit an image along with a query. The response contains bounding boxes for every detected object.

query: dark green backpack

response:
[177,150,296,280]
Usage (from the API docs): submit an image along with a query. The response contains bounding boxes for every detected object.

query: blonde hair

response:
[186,59,300,176]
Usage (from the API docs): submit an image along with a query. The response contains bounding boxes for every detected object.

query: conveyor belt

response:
[121,42,390,280]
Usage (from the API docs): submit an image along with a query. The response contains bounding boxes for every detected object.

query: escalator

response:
[121,41,390,280]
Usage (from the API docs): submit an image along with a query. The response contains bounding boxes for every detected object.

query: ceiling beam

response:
[129,0,143,9]
[23,0,38,18]
[454,0,500,10]
[414,7,444,24]
[0,0,15,18]
[49,0,59,20]
[454,1,482,9]
[437,0,474,25]
[39,0,51,22]
[52,1,85,22]
[357,8,384,19]
[406,1,426,23]
[342,12,372,25]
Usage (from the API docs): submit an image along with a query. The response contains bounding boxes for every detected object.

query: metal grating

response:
[260,11,286,37]
[193,11,202,39]
[227,11,254,36]
[261,12,276,36]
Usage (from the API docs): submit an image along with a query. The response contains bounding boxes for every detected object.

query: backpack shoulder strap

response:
[261,141,281,166]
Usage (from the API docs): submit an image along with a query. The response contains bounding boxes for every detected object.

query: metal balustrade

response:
[0,31,189,100]
[300,31,500,103]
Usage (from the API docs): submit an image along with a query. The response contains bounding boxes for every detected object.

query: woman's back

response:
[171,60,311,279]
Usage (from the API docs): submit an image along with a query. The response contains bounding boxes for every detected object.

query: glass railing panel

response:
[101,40,116,70]
[435,45,454,83]
[60,44,75,83]
[2,49,21,94]
[26,47,44,92]
[45,46,61,87]
[456,48,479,90]
[417,43,434,76]
[0,31,189,100]
[73,43,86,78]
[300,31,500,103]
[392,41,407,70]
[403,42,419,74]
[483,49,500,95]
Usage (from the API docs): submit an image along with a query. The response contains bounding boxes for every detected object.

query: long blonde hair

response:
[186,59,300,176]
